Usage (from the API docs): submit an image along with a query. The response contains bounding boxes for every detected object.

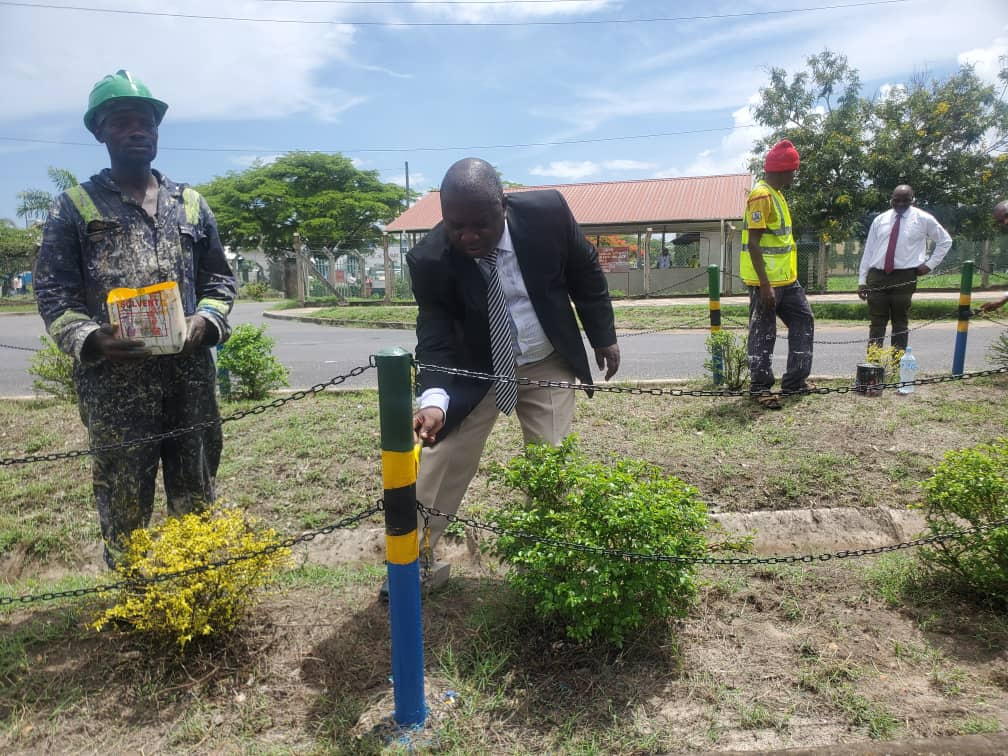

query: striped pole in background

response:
[708,265,724,386]
[952,261,974,376]
[376,347,426,726]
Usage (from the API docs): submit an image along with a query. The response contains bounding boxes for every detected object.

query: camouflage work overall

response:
[35,169,236,566]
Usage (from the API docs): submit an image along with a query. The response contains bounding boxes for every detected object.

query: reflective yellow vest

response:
[740,179,797,287]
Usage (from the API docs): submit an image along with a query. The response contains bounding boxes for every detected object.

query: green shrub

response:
[490,436,709,647]
[242,281,269,301]
[28,336,76,402]
[94,508,291,649]
[704,330,749,390]
[916,439,1008,605]
[216,324,289,400]
[988,331,1008,369]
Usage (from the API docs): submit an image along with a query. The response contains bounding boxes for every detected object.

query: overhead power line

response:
[0,0,913,27]
[0,124,762,154]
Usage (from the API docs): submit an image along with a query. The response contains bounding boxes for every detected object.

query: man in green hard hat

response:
[35,70,237,568]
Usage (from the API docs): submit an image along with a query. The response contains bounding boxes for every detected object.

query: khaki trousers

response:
[416,350,577,554]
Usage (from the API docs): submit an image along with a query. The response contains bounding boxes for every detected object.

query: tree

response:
[750,50,871,243]
[0,219,38,295]
[196,152,403,258]
[866,61,1008,238]
[16,167,79,227]
[750,52,1008,242]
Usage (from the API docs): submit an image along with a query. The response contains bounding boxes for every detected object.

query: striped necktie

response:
[483,250,518,415]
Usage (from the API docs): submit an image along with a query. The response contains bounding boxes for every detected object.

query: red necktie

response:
[883,213,901,274]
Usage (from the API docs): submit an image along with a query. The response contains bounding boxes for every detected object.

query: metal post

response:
[376,347,426,726]
[708,265,724,385]
[952,261,974,376]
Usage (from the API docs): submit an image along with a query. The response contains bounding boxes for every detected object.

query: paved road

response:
[0,301,1004,397]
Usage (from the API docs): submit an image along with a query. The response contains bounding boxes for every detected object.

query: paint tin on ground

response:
[855,363,885,396]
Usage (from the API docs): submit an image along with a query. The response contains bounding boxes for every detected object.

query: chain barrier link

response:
[0,361,376,467]
[625,268,712,300]
[0,342,40,352]
[417,502,1008,566]
[617,313,716,337]
[414,360,1008,399]
[721,307,980,347]
[0,503,384,607]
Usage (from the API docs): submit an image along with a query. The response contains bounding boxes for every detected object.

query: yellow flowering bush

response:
[94,509,291,649]
[865,343,904,379]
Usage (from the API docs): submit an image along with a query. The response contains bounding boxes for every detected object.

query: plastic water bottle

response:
[898,347,917,394]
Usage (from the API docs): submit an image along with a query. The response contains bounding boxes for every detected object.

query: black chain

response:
[722,309,980,347]
[624,268,713,300]
[414,360,1008,399]
[811,311,973,346]
[618,313,723,337]
[0,361,376,467]
[0,342,40,352]
[0,503,384,607]
[417,503,1008,566]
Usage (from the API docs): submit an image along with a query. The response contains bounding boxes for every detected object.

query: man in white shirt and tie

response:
[857,184,952,349]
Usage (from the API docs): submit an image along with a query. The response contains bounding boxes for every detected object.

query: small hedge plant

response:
[704,330,749,390]
[28,336,76,402]
[865,343,904,379]
[216,323,289,400]
[491,436,709,647]
[242,281,269,301]
[94,508,291,649]
[915,439,1008,606]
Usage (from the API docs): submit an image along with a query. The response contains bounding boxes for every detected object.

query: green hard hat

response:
[83,70,168,134]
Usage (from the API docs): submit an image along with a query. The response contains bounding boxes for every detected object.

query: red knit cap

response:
[764,139,800,172]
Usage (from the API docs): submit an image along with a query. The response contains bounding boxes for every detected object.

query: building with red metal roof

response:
[383,173,753,295]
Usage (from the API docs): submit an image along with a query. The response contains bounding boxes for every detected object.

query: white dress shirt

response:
[858,206,952,285]
[419,220,555,415]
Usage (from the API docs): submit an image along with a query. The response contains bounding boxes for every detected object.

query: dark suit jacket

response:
[407,189,616,439]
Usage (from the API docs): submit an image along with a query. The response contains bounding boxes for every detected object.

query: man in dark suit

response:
[396,157,619,597]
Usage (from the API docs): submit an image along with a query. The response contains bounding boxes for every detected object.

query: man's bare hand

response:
[181,313,210,356]
[758,282,776,312]
[83,323,151,363]
[413,407,446,446]
[858,285,869,302]
[594,343,620,381]
[981,296,1008,313]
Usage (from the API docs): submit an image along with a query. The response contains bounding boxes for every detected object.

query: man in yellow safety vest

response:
[740,139,815,410]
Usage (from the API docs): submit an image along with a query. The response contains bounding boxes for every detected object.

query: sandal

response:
[755,393,783,410]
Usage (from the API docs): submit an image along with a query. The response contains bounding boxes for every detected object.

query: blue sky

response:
[1,0,1005,224]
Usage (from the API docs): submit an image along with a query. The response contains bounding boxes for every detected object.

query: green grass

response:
[3,379,1008,752]
[828,272,995,292]
[270,296,977,332]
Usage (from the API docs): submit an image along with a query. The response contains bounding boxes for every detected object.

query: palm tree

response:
[16,167,78,227]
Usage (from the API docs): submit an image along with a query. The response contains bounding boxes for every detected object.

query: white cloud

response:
[958,34,1008,84]
[230,153,281,168]
[675,95,767,178]
[387,171,426,189]
[529,161,600,180]
[603,159,656,171]
[0,1,362,124]
[412,0,614,24]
